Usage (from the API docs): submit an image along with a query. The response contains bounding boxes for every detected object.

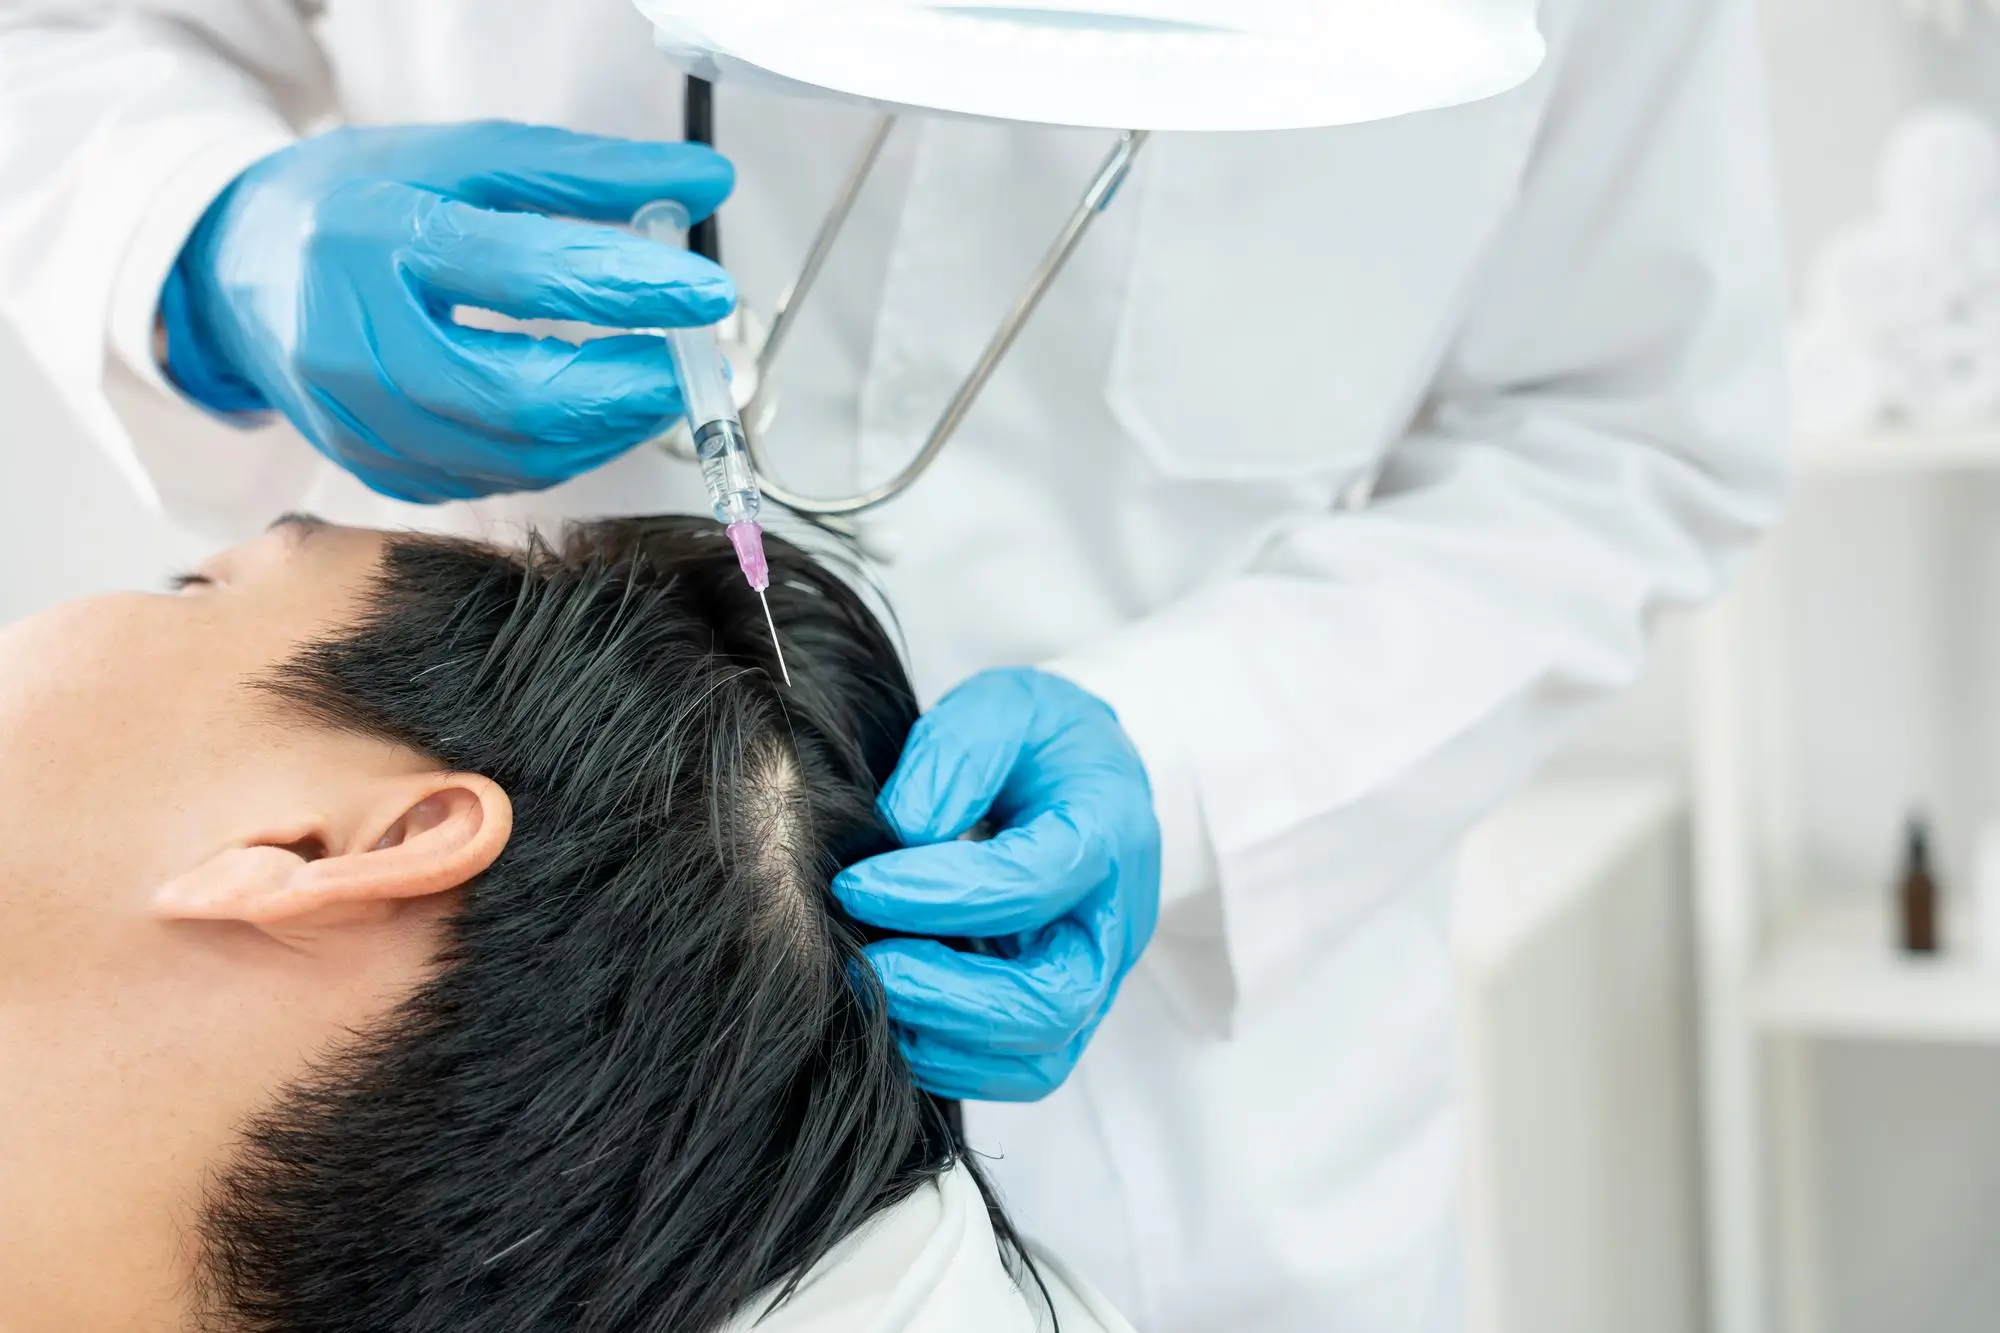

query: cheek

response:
[0,595,173,764]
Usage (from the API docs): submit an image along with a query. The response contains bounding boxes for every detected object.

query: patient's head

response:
[0,514,955,1331]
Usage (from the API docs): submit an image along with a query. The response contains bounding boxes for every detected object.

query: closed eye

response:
[166,570,215,591]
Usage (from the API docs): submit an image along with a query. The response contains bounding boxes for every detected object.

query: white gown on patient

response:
[728,1165,1128,1333]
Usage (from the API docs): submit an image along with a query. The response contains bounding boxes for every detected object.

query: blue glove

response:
[833,668,1162,1101]
[160,121,736,502]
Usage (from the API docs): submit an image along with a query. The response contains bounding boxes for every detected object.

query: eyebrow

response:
[267,511,329,545]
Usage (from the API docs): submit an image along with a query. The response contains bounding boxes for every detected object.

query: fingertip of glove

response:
[686,275,737,321]
[830,865,866,904]
[875,783,932,844]
[653,141,735,216]
[830,867,898,926]
[695,143,736,191]
[859,934,962,986]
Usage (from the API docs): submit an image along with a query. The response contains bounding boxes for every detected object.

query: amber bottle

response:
[1899,816,1940,955]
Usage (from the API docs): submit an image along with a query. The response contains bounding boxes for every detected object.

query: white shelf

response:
[1750,896,2000,1042]
[1797,427,2000,477]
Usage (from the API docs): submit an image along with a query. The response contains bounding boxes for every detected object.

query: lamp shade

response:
[634,0,1544,132]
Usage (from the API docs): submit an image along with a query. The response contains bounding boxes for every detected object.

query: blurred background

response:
[1466,3,2000,1331]
[5,1,2000,1330]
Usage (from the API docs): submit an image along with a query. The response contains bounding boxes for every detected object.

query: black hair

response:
[191,516,1021,1332]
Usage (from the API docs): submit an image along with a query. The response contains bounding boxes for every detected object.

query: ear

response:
[153,772,512,932]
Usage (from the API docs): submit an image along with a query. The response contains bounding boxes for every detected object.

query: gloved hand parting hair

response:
[834,668,1163,1102]
[159,121,737,502]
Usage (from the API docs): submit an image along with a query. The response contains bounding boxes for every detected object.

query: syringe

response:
[632,199,789,686]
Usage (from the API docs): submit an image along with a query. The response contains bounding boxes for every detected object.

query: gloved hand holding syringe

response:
[632,199,789,685]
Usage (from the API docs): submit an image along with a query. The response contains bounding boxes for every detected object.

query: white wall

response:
[0,320,199,621]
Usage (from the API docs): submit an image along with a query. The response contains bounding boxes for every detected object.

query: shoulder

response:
[1018,1236,1139,1333]
[731,1162,1138,1333]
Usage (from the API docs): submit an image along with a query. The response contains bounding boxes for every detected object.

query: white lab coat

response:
[0,2,1789,1329]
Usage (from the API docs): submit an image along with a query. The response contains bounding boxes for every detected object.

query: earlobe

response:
[152,774,512,928]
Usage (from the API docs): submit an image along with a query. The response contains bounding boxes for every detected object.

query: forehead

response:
[6,521,389,709]
[0,520,398,834]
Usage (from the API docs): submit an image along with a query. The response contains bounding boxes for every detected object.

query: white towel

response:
[1893,320,2000,428]
[1792,106,2000,434]
[1805,224,1957,341]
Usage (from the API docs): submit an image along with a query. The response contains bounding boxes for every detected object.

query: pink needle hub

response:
[726,520,789,685]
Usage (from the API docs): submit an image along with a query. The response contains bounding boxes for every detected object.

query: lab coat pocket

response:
[1107,107,1539,483]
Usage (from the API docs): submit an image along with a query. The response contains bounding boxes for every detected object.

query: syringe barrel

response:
[692,417,759,527]
[663,322,742,442]
[633,198,761,530]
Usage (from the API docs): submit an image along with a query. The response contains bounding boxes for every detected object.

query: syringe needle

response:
[759,589,791,686]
